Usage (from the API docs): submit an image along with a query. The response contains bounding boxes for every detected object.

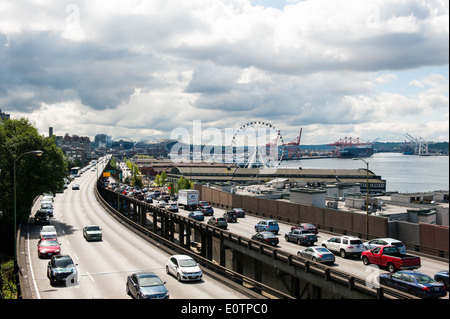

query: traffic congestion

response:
[26,157,449,299]
[26,158,252,299]
[104,175,449,299]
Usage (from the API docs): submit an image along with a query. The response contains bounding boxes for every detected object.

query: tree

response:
[160,171,167,186]
[176,176,192,191]
[0,118,67,256]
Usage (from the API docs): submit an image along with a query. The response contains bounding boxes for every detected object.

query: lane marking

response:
[27,231,41,299]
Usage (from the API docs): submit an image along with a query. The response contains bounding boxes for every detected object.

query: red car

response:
[37,237,61,258]
[291,223,318,234]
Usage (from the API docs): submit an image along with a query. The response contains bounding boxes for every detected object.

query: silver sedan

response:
[297,246,335,264]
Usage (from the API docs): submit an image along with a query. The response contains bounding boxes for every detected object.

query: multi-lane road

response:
[26,160,449,299]
[25,162,251,299]
[172,204,449,285]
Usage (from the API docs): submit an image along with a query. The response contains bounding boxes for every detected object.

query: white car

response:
[363,238,406,254]
[321,236,364,258]
[40,225,57,239]
[166,255,203,282]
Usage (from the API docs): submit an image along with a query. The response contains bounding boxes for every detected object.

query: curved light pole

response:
[353,157,370,239]
[13,150,43,264]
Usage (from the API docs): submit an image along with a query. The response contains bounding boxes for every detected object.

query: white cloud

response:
[1,0,448,144]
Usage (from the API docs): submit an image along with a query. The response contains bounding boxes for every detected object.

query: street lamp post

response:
[353,157,370,239]
[13,150,43,265]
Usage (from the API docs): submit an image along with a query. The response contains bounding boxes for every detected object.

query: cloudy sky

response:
[1,0,448,145]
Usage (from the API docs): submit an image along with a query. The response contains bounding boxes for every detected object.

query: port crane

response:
[404,133,429,155]
[327,137,374,157]
[283,128,302,159]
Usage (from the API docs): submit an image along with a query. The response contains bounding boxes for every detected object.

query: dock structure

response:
[166,166,386,194]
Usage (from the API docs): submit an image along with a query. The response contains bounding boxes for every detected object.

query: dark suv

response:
[34,210,49,225]
[47,255,78,286]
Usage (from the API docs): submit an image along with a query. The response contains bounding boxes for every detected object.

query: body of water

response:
[279,152,449,193]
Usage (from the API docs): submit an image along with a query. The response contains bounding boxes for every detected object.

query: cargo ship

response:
[338,145,374,158]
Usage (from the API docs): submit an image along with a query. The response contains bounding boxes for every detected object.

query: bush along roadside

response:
[0,256,18,299]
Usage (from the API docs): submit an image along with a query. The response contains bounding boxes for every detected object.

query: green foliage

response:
[0,256,18,299]
[176,176,192,191]
[167,182,175,196]
[0,118,67,256]
[160,171,167,185]
[110,156,117,168]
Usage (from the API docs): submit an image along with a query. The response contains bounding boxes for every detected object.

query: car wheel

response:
[387,263,396,273]
[297,239,301,245]
[177,273,182,282]
[312,257,317,262]
[166,265,170,275]
[340,249,346,258]
[362,256,370,265]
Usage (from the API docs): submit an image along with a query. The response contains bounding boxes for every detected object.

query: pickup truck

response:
[361,245,421,273]
[285,229,318,246]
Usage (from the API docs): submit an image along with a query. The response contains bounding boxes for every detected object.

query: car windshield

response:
[315,247,330,253]
[139,276,164,287]
[350,239,362,244]
[263,233,275,238]
[86,226,100,231]
[179,259,197,267]
[42,226,55,232]
[268,221,278,226]
[53,258,74,268]
[391,242,404,247]
[412,274,436,284]
[40,240,59,247]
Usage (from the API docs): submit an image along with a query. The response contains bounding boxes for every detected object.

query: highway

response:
[25,161,251,299]
[25,159,449,300]
[158,197,449,297]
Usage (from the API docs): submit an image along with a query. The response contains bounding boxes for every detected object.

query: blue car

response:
[379,271,447,299]
[254,219,279,234]
[188,211,204,221]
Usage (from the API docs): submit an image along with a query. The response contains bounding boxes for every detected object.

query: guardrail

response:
[96,185,418,299]
[95,184,294,299]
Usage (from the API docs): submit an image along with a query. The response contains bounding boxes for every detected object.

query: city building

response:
[0,109,10,123]
[56,133,92,164]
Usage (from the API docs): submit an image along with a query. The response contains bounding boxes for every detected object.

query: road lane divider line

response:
[26,231,41,299]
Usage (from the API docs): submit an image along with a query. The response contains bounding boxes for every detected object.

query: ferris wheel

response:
[231,121,284,169]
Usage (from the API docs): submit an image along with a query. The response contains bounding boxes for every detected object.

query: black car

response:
[223,210,237,223]
[251,231,279,246]
[34,210,50,225]
[126,272,169,299]
[47,255,78,286]
[201,206,214,216]
[232,208,245,218]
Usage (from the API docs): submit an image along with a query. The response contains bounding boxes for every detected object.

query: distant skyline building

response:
[57,133,92,163]
[0,109,10,123]
[94,134,112,148]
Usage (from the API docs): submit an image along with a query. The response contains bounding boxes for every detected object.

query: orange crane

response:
[284,128,302,159]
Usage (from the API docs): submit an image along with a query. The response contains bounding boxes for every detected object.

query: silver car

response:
[298,246,336,264]
[363,238,406,254]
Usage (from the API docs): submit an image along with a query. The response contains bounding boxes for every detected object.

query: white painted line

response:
[26,231,41,299]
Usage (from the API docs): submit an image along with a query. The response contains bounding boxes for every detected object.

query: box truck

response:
[178,189,199,210]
